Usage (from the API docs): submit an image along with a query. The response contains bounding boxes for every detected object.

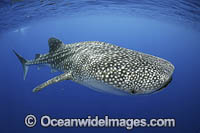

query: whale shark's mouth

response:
[141,76,173,95]
[159,76,173,91]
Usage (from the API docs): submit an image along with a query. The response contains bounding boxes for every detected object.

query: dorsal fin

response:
[48,37,64,53]
[35,54,41,59]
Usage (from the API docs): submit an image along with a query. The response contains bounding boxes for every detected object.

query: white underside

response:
[74,79,130,96]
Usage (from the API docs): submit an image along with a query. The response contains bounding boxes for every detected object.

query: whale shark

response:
[13,37,174,95]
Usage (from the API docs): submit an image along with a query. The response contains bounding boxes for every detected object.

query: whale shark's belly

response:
[74,78,131,95]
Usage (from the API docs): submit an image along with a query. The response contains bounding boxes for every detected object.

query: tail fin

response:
[13,50,29,80]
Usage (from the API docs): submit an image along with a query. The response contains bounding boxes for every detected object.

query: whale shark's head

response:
[132,57,175,94]
[157,59,174,89]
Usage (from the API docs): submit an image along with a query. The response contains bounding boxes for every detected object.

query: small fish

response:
[13,37,174,95]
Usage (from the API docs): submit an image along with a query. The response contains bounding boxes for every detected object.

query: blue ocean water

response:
[0,0,200,133]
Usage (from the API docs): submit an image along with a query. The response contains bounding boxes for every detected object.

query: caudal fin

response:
[13,50,29,80]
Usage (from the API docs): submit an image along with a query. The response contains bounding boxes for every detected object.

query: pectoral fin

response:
[33,72,72,92]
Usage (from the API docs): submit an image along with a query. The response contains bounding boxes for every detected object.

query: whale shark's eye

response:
[130,89,136,94]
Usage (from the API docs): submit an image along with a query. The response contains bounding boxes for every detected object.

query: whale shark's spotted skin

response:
[13,37,174,95]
